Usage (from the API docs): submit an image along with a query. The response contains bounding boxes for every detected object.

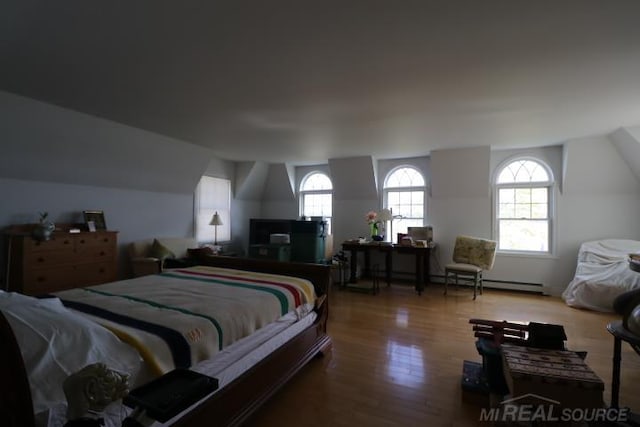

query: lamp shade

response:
[378,208,393,222]
[209,211,223,226]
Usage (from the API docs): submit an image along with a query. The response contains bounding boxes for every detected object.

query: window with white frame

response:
[494,158,553,253]
[195,176,231,243]
[299,172,332,233]
[383,166,426,243]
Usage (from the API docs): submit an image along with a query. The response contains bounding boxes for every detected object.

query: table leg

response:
[611,336,622,408]
[385,251,392,286]
[425,248,430,287]
[363,249,371,278]
[415,253,424,295]
[349,250,358,283]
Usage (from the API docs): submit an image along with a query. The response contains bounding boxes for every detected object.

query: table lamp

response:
[378,208,393,242]
[209,211,223,245]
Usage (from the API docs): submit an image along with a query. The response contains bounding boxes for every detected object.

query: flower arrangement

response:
[365,210,383,240]
[365,210,379,225]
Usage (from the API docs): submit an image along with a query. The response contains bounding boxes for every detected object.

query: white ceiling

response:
[2,0,640,164]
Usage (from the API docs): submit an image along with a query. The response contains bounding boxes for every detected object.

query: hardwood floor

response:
[249,282,640,426]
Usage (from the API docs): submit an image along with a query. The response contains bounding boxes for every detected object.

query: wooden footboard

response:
[0,257,331,427]
[0,310,36,427]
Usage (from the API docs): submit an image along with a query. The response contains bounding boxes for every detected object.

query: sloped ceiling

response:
[610,127,640,182]
[329,157,377,200]
[2,1,640,165]
[0,91,211,194]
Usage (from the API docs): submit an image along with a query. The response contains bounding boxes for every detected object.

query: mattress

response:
[44,310,317,427]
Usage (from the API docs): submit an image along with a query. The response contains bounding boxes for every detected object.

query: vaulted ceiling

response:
[2,0,640,164]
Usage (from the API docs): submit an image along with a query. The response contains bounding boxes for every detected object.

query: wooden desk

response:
[341,242,432,294]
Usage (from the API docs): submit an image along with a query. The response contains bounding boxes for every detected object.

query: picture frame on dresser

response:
[83,210,106,231]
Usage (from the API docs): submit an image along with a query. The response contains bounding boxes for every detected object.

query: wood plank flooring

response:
[249,282,640,426]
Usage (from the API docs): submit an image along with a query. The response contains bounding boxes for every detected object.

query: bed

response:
[562,239,640,312]
[0,256,332,427]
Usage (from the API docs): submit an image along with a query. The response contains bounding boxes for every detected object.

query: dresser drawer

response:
[24,235,75,252]
[24,249,77,269]
[76,232,117,249]
[23,266,80,294]
[75,246,116,263]
[75,262,116,286]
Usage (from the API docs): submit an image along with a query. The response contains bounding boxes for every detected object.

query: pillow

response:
[0,295,141,415]
[149,238,175,261]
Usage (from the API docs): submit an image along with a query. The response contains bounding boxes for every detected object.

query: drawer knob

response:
[37,277,46,282]
[99,251,105,256]
[80,239,85,244]
[37,257,45,263]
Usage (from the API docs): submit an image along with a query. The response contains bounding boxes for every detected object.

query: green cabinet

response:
[248,244,291,261]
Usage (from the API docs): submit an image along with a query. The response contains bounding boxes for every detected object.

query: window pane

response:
[384,167,425,188]
[301,172,332,190]
[399,192,411,204]
[531,188,547,203]
[514,188,531,204]
[413,191,424,204]
[398,205,412,217]
[411,205,423,218]
[195,176,231,243]
[515,203,531,218]
[531,203,548,219]
[388,191,400,206]
[499,188,514,203]
[497,160,549,184]
[499,203,515,218]
[499,219,549,251]
[303,193,332,217]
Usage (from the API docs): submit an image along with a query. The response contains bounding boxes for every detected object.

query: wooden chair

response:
[444,235,497,300]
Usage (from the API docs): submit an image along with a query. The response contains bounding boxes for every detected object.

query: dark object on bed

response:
[124,369,218,423]
[0,256,331,427]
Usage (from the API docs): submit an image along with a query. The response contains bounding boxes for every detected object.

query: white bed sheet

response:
[45,310,317,427]
[562,239,640,312]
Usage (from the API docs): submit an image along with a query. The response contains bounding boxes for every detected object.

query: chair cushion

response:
[452,236,497,270]
[445,262,482,273]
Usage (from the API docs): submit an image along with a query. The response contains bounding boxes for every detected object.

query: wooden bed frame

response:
[0,256,332,427]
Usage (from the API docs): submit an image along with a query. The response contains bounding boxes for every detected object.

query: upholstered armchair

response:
[128,237,198,278]
[444,235,497,300]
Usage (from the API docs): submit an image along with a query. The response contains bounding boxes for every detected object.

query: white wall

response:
[0,177,194,278]
[0,93,248,279]
[2,92,639,296]
[261,141,639,296]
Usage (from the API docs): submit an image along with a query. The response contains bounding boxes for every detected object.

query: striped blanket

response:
[54,266,316,376]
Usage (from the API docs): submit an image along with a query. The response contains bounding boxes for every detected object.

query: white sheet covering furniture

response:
[562,239,640,312]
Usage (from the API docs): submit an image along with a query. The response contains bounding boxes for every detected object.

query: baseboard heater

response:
[431,274,544,294]
[388,271,545,294]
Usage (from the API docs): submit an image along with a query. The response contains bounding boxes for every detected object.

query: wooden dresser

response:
[6,229,118,295]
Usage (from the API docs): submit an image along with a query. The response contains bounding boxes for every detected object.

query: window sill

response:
[496,251,558,260]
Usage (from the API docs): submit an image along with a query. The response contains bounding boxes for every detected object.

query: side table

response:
[606,320,640,409]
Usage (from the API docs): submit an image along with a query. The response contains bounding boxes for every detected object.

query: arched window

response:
[383,166,426,243]
[300,172,333,233]
[494,158,554,253]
